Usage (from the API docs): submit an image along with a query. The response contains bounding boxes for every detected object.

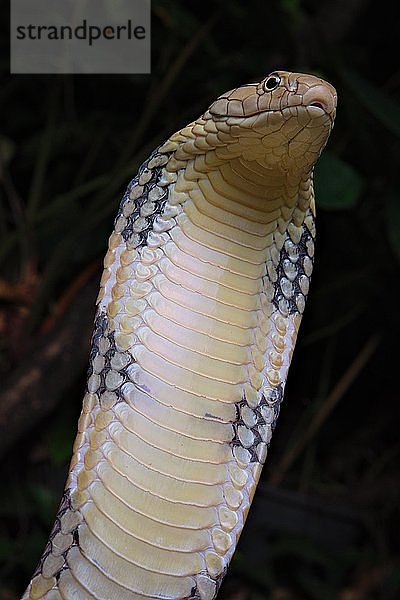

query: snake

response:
[22,70,336,600]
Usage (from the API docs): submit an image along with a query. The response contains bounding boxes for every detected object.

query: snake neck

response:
[160,122,316,230]
[67,142,315,597]
[24,142,317,600]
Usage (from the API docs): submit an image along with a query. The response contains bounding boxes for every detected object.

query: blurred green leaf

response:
[26,87,58,221]
[340,67,400,138]
[384,190,400,262]
[279,0,301,19]
[0,537,16,561]
[314,152,364,210]
[0,483,31,517]
[383,561,400,596]
[46,417,76,467]
[0,136,16,166]
[27,484,58,527]
[230,550,275,589]
[269,535,334,568]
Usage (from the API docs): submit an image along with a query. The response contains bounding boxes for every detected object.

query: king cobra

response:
[23,71,336,599]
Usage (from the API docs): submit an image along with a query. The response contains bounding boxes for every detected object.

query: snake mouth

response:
[209,88,336,122]
[210,103,335,131]
[306,102,336,126]
[307,101,334,119]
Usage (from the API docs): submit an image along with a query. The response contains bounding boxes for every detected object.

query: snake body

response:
[23,71,336,600]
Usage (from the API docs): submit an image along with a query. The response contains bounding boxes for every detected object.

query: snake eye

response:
[263,73,281,91]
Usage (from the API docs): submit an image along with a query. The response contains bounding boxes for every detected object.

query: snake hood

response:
[23,71,336,600]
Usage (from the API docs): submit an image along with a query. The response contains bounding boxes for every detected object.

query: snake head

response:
[207,70,337,175]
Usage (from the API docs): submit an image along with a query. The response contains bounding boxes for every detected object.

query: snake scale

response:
[22,71,336,599]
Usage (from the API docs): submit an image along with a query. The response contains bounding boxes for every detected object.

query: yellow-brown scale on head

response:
[208,70,336,173]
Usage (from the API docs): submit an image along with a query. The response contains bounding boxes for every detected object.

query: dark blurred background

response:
[1,1,400,598]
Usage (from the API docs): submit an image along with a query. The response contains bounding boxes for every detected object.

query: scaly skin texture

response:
[23,71,337,600]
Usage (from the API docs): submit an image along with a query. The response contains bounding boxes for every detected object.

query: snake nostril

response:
[303,84,337,114]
